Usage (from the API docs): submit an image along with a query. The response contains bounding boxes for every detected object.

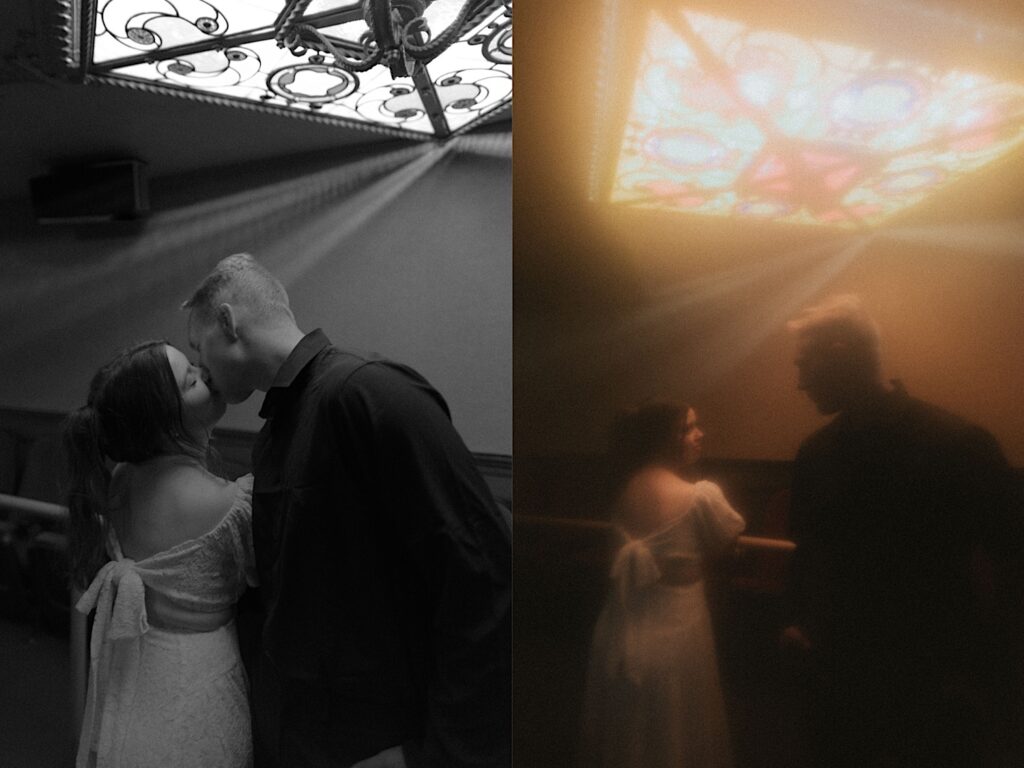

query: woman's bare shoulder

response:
[617,466,695,534]
[626,466,692,497]
[142,462,238,543]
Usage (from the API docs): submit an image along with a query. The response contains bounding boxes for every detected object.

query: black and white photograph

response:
[0,1,511,766]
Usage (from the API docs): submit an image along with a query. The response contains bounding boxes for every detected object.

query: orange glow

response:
[601,7,1024,228]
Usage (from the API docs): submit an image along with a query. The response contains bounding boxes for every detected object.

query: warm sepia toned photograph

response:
[515,0,1024,767]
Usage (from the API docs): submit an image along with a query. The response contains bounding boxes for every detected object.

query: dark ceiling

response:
[0,0,510,205]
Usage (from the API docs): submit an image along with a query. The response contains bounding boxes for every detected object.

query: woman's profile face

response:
[165,345,226,438]
[680,408,704,466]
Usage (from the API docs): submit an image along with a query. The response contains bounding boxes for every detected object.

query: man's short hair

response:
[182,253,292,324]
[787,293,881,363]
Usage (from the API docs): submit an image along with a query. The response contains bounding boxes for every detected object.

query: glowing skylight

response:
[605,8,1024,228]
[71,0,512,140]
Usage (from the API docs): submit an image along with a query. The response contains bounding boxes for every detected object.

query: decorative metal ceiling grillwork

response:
[594,3,1024,228]
[63,0,512,139]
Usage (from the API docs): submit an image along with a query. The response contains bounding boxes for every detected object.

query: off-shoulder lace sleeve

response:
[224,474,257,587]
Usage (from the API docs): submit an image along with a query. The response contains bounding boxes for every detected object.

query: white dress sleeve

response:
[224,474,257,587]
[695,481,746,556]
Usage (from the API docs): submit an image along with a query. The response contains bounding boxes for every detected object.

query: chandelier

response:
[61,0,512,139]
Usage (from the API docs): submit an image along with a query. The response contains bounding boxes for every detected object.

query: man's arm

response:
[781,446,817,651]
[337,363,512,768]
[955,427,1024,620]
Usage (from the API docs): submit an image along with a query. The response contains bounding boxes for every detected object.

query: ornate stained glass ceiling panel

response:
[601,6,1024,228]
[73,0,512,139]
[91,1,284,64]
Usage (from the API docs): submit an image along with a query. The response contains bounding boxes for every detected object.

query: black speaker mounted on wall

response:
[29,159,149,224]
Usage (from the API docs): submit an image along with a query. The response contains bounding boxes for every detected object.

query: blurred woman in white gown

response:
[579,401,745,768]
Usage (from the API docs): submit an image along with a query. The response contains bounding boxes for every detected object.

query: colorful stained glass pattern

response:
[608,9,1024,228]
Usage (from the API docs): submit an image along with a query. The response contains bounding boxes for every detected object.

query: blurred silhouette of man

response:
[780,294,1024,768]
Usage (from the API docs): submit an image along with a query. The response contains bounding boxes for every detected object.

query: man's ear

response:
[216,303,240,342]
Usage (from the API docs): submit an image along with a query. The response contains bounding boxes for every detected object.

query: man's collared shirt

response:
[250,329,511,768]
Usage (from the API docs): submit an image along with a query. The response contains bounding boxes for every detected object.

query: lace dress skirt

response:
[579,581,734,768]
[80,620,252,768]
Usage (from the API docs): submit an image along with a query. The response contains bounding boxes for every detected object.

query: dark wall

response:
[0,139,511,454]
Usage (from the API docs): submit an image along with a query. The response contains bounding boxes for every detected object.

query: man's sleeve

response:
[962,427,1024,562]
[955,426,1024,614]
[339,363,512,768]
[952,425,1024,737]
[784,446,822,634]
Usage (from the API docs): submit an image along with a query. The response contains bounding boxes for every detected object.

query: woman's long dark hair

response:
[608,400,691,481]
[63,340,206,589]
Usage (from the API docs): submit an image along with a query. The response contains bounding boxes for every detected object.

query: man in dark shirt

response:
[183,253,511,768]
[781,294,1023,768]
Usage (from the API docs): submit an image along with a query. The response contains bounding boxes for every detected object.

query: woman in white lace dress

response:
[64,340,255,768]
[579,401,745,768]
